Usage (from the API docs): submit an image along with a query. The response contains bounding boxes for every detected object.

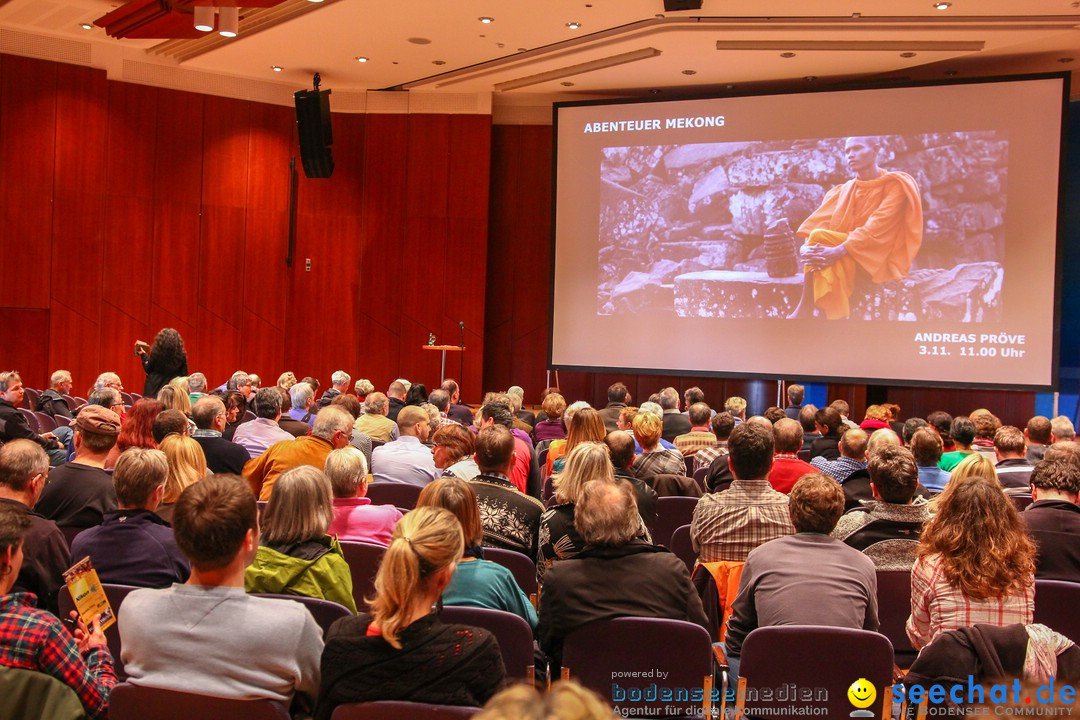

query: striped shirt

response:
[690,479,795,562]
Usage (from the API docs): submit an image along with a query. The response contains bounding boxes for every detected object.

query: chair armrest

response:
[711,643,729,671]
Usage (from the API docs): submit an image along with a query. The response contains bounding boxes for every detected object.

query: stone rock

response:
[728,184,825,238]
[674,270,803,318]
[927,202,1003,235]
[726,149,844,188]
[688,165,730,211]
[612,272,675,314]
[663,142,756,170]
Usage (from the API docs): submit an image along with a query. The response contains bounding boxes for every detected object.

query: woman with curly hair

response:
[905,453,1036,650]
[135,328,188,398]
[105,398,163,469]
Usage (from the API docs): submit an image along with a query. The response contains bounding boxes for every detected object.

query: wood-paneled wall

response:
[0,54,490,401]
[484,124,1036,427]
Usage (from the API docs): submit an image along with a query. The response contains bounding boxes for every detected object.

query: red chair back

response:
[653,496,698,547]
[481,547,538,597]
[875,570,918,667]
[439,606,535,683]
[365,481,422,511]
[669,523,695,573]
[1034,579,1080,643]
[17,407,39,432]
[110,683,290,720]
[338,540,387,611]
[33,412,57,432]
[251,594,352,636]
[331,702,479,719]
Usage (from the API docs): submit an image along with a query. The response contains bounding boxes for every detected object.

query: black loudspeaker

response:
[294,88,334,178]
[663,0,702,10]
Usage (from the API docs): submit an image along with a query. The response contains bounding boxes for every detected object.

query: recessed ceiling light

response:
[478,16,494,24]
[560,81,575,86]
[355,56,369,63]
[306,0,324,3]
[271,65,283,72]
[803,75,817,81]
[682,69,697,75]
[780,52,796,58]
[408,37,432,45]
[566,21,581,29]
[432,60,447,65]
[900,52,917,58]
[79,23,93,30]
[933,2,951,9]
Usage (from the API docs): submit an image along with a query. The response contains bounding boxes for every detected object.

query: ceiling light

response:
[355,56,369,63]
[433,60,447,65]
[560,81,575,86]
[780,52,796,58]
[307,0,324,3]
[900,52,917,58]
[271,65,283,72]
[218,6,239,37]
[79,23,93,30]
[682,69,697,75]
[193,6,214,32]
[933,2,951,9]
[478,16,494,24]
[566,21,581,29]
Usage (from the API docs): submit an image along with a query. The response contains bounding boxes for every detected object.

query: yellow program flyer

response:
[63,556,115,632]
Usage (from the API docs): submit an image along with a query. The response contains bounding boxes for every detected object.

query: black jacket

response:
[1024,500,1080,582]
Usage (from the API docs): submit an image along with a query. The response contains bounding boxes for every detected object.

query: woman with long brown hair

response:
[314,507,504,718]
[546,406,606,475]
[906,453,1036,650]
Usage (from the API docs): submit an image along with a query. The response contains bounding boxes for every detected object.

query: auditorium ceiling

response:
[1,0,1079,111]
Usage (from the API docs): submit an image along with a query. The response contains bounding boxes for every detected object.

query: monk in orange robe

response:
[788,136,923,319]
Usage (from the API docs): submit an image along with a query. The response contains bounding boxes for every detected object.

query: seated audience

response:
[277,371,298,392]
[692,421,794,562]
[808,406,843,461]
[1023,458,1080,582]
[433,422,480,481]
[539,442,616,581]
[533,392,568,442]
[476,681,613,720]
[324,447,401,546]
[970,410,1001,461]
[385,381,408,424]
[418,477,537,629]
[939,416,976,471]
[1026,416,1055,463]
[71,448,190,587]
[548,405,605,476]
[36,369,74,420]
[831,399,859,430]
[837,428,905,510]
[906,454,1035,650]
[658,387,691,442]
[479,399,533,492]
[902,417,930,445]
[605,431,658,530]
[995,425,1035,492]
[544,401,589,473]
[0,371,67,466]
[233,386,294,459]
[353,392,398,443]
[353,379,373,404]
[191,396,249,475]
[860,404,891,434]
[157,434,207,524]
[105,397,163,469]
[693,411,734,476]
[910,427,950,493]
[798,404,820,453]
[0,441,70,613]
[784,384,804,420]
[1051,416,1076,443]
[245,406,354,501]
[631,412,685,482]
[315,507,505,718]
[156,383,192,422]
[723,474,879,677]
[317,370,351,408]
[810,427,869,483]
[286,382,318,429]
[441,379,475,427]
[763,406,786,424]
[674,402,716,460]
[832,445,929,569]
[0,503,115,720]
[538,478,708,673]
[724,396,748,426]
[187,371,208,406]
[470,425,545,559]
[221,390,248,441]
[244,465,356,612]
[330,394,374,467]
[36,406,121,530]
[120,474,323,707]
[371,406,437,487]
[767,418,817,493]
[926,410,955,452]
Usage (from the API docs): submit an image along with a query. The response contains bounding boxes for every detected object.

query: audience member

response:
[190,396,249,475]
[810,427,868,483]
[798,404,820,452]
[245,406,354,501]
[371,406,437,487]
[808,406,843,461]
[674,403,717,460]
[0,441,70,613]
[329,394,374,467]
[325,447,401,545]
[385,381,408,424]
[691,422,794,562]
[910,428,950,493]
[598,383,629,433]
[658,387,691,442]
[1023,458,1080,582]
[939,416,976,471]
[723,474,879,677]
[469,426,545,559]
[353,378,374,403]
[763,406,787,424]
[152,409,189,444]
[120,474,322,707]
[105,397,163,469]
[475,681,613,720]
[631,412,685,481]
[134,327,188,398]
[441,379,475,427]
[156,383,192,421]
[694,411,734,474]
[506,385,535,428]
[0,503,115,720]
[767,418,817,493]
[244,466,356,612]
[860,404,891,434]
[0,371,67,465]
[705,415,771,492]
[784,384,804,419]
[233,386,294,459]
[432,423,479,481]
[36,406,120,530]
[418,477,536,628]
[604,431,658,530]
[547,404,603,476]
[533,392,567,442]
[315,507,504,717]
[832,445,929,569]
[902,417,929,445]
[478,401,533,493]
[354,392,398,443]
[994,425,1034,492]
[1051,416,1076,443]
[187,372,208,405]
[36,369,74,420]
[538,479,708,673]
[157,434,207,524]
[286,382,318,429]
[970,410,1001,461]
[539,442,615,580]
[926,410,955,452]
[1026,416,1055,463]
[830,399,858,430]
[906,454,1035,650]
[838,428,906,510]
[724,396,748,425]
[318,370,351,408]
[222,390,248,441]
[71,448,189,587]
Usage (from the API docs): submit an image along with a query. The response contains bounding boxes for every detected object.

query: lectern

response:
[422,345,464,384]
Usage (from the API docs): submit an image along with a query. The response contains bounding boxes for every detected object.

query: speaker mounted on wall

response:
[294,73,334,178]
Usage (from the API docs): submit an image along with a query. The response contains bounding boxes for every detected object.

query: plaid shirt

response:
[905,552,1034,650]
[693,442,728,474]
[632,448,685,481]
[810,455,867,483]
[674,431,718,459]
[690,479,795,562]
[0,593,116,719]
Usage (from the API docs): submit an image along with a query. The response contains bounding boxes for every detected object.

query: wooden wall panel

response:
[198,204,246,322]
[202,96,251,205]
[51,192,105,319]
[105,82,157,198]
[99,302,148,390]
[104,196,154,325]
[1,309,50,389]
[49,302,100,395]
[53,64,107,192]
[151,201,201,326]
[154,89,205,203]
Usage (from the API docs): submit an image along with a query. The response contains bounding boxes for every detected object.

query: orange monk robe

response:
[796,170,923,318]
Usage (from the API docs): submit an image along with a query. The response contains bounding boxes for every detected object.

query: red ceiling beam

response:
[94,0,290,39]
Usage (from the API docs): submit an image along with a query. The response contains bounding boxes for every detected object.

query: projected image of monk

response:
[596,132,1007,322]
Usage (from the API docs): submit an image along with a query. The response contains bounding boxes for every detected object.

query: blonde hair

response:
[370,507,463,649]
[476,681,613,720]
[632,411,662,450]
[157,384,192,416]
[261,466,335,545]
[554,442,614,504]
[324,447,368,498]
[277,371,297,391]
[168,375,190,395]
[160,434,207,503]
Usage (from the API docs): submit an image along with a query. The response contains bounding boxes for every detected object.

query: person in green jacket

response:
[245,465,357,613]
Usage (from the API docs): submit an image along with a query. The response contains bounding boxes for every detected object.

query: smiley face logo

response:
[847,678,877,710]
